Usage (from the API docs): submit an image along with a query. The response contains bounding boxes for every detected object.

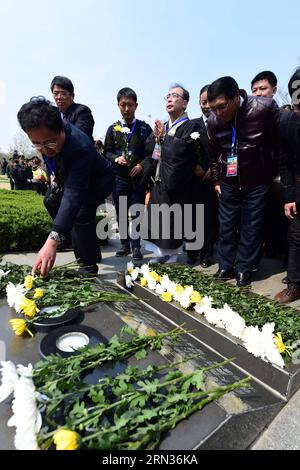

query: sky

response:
[0,0,299,152]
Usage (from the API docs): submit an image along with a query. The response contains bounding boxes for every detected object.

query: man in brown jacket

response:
[207,76,279,287]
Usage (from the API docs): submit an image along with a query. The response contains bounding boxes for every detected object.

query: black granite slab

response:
[0,277,284,450]
[117,272,300,399]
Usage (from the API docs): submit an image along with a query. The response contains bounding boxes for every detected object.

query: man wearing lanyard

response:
[17,97,114,278]
[207,76,279,287]
[142,84,203,263]
[104,88,152,260]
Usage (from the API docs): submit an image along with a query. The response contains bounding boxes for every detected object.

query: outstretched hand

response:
[32,238,58,278]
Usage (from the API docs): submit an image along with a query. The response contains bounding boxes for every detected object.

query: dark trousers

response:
[44,175,114,270]
[113,178,146,249]
[218,183,269,273]
[287,208,300,285]
[201,181,219,258]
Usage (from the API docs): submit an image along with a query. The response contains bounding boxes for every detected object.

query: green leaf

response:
[135,349,148,361]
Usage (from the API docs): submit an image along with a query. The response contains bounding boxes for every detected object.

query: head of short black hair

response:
[169,83,190,102]
[288,67,300,99]
[117,87,137,103]
[17,96,63,134]
[50,76,74,94]
[207,76,239,102]
[200,84,210,96]
[251,71,277,88]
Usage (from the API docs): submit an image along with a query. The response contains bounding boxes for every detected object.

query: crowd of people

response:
[5,67,300,305]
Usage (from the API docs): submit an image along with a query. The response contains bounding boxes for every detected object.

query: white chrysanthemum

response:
[179,293,192,310]
[140,264,150,277]
[8,376,41,450]
[241,326,265,358]
[155,283,165,295]
[194,296,213,315]
[17,364,34,378]
[0,361,19,402]
[131,268,140,281]
[203,307,222,328]
[6,283,27,311]
[127,261,134,272]
[147,278,157,291]
[183,286,194,297]
[125,275,133,289]
[0,269,10,279]
[217,304,246,339]
[190,132,200,140]
[206,308,225,329]
[121,126,130,134]
[167,281,177,297]
[160,275,171,291]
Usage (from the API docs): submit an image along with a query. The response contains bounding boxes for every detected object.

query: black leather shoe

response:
[214,269,235,279]
[236,272,251,287]
[200,256,213,268]
[186,252,199,265]
[132,247,143,260]
[116,246,131,257]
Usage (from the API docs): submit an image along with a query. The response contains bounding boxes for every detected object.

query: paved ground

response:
[3,238,300,450]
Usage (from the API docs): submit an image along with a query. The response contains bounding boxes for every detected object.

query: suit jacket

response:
[191,117,210,171]
[64,102,95,141]
[279,110,300,203]
[44,124,113,235]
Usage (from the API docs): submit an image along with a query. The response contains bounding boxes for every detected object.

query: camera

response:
[44,179,63,208]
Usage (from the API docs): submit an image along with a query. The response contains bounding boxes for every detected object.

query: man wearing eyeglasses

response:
[207,76,279,287]
[17,97,114,278]
[51,76,94,141]
[142,84,204,263]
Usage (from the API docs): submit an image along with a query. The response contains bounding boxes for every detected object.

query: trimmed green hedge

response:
[0,189,52,253]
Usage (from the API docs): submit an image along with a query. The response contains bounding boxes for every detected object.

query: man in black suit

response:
[189,85,218,266]
[51,76,94,141]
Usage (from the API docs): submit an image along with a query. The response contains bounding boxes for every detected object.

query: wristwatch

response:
[48,231,65,244]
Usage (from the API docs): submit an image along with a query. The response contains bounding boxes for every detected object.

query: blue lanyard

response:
[166,116,189,132]
[44,156,56,175]
[231,125,237,152]
[126,119,137,143]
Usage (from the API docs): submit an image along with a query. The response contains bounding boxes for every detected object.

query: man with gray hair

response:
[142,83,205,263]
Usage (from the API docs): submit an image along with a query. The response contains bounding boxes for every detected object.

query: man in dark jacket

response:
[17,97,114,277]
[51,76,94,141]
[142,84,204,263]
[190,84,218,267]
[275,69,300,303]
[207,76,279,287]
[104,87,152,260]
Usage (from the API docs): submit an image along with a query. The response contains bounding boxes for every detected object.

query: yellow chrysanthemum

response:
[19,298,40,319]
[140,277,147,287]
[274,333,292,355]
[175,285,184,295]
[127,268,134,275]
[162,292,173,303]
[190,291,202,304]
[9,319,33,337]
[145,327,157,337]
[149,271,160,282]
[34,288,45,299]
[24,275,35,290]
[114,124,122,132]
[53,429,79,451]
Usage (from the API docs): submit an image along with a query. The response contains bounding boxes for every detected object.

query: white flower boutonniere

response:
[190,132,201,140]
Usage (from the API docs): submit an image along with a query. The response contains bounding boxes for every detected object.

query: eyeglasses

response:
[164,92,184,101]
[209,101,232,113]
[31,141,58,150]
